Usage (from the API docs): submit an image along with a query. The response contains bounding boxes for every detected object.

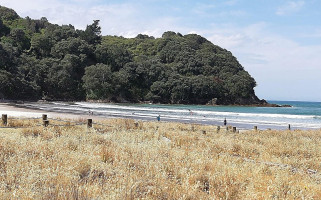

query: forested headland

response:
[0,5,266,105]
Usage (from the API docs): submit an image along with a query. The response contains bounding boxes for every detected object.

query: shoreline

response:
[0,103,106,121]
[0,102,306,131]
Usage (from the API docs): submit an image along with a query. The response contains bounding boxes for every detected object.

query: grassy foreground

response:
[0,118,321,199]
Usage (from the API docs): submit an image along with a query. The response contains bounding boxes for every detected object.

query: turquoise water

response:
[22,100,321,130]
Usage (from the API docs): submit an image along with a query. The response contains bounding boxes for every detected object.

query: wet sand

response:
[0,102,231,127]
[0,103,105,121]
[0,102,293,131]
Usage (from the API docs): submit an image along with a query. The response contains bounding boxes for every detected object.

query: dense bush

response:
[0,6,260,105]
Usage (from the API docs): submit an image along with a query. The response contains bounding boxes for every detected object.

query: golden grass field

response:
[0,117,321,199]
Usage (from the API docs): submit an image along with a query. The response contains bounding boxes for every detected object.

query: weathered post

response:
[254,126,258,131]
[2,114,7,126]
[43,120,49,127]
[87,119,93,128]
[42,114,47,121]
[232,127,237,133]
[288,124,291,130]
[217,126,220,133]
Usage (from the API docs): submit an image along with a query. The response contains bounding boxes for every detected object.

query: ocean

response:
[20,100,321,130]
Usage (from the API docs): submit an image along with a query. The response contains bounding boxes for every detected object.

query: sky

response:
[1,0,321,102]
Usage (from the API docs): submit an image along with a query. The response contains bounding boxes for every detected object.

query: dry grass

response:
[0,118,321,199]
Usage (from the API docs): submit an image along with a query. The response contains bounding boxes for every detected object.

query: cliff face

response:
[0,6,264,105]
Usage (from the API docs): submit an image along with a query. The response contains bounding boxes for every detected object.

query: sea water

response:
[21,100,321,130]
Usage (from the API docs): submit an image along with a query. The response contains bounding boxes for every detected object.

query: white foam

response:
[77,102,319,120]
[21,102,321,129]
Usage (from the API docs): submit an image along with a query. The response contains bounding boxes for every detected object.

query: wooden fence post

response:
[2,114,7,126]
[43,120,49,127]
[254,126,258,131]
[233,127,237,133]
[87,119,93,128]
[288,124,291,130]
[42,114,47,121]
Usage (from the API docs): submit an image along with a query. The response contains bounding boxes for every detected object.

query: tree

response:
[0,42,18,72]
[0,19,10,37]
[30,33,52,58]
[0,6,20,21]
[147,80,170,103]
[79,20,101,46]
[158,40,182,63]
[82,63,113,100]
[184,34,207,50]
[9,28,30,50]
[95,44,132,71]
[49,24,78,42]
[0,70,13,98]
[51,37,93,59]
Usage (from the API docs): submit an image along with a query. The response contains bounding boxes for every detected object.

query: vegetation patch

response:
[0,5,263,105]
[0,118,321,199]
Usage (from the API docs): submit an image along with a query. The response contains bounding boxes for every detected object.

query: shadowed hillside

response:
[0,5,265,105]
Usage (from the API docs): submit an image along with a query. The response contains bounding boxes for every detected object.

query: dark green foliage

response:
[30,33,52,58]
[0,6,19,21]
[0,5,262,105]
[0,19,10,37]
[0,42,18,72]
[51,37,93,59]
[82,63,113,100]
[8,28,30,50]
[46,56,82,100]
[95,44,132,71]
[0,70,13,98]
[79,20,101,46]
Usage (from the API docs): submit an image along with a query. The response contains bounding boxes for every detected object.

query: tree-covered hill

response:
[0,5,265,105]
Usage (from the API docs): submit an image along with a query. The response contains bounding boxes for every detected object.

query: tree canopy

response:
[0,6,263,105]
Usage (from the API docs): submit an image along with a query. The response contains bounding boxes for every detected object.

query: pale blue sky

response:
[2,0,321,101]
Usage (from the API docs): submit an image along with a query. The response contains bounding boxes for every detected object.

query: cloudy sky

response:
[1,0,321,102]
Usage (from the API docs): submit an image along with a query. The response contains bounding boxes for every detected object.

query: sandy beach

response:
[0,102,232,127]
[0,103,104,121]
[1,101,318,130]
[0,102,252,134]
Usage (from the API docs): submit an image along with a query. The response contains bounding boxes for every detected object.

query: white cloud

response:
[116,16,182,38]
[276,1,305,16]
[198,23,321,101]
[193,3,246,18]
[224,0,239,6]
[300,29,321,38]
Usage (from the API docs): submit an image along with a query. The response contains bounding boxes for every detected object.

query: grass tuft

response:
[0,118,321,199]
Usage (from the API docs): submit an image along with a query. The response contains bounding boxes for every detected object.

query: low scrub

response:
[0,118,320,199]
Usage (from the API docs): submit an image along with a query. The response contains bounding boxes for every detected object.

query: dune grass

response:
[0,118,321,199]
